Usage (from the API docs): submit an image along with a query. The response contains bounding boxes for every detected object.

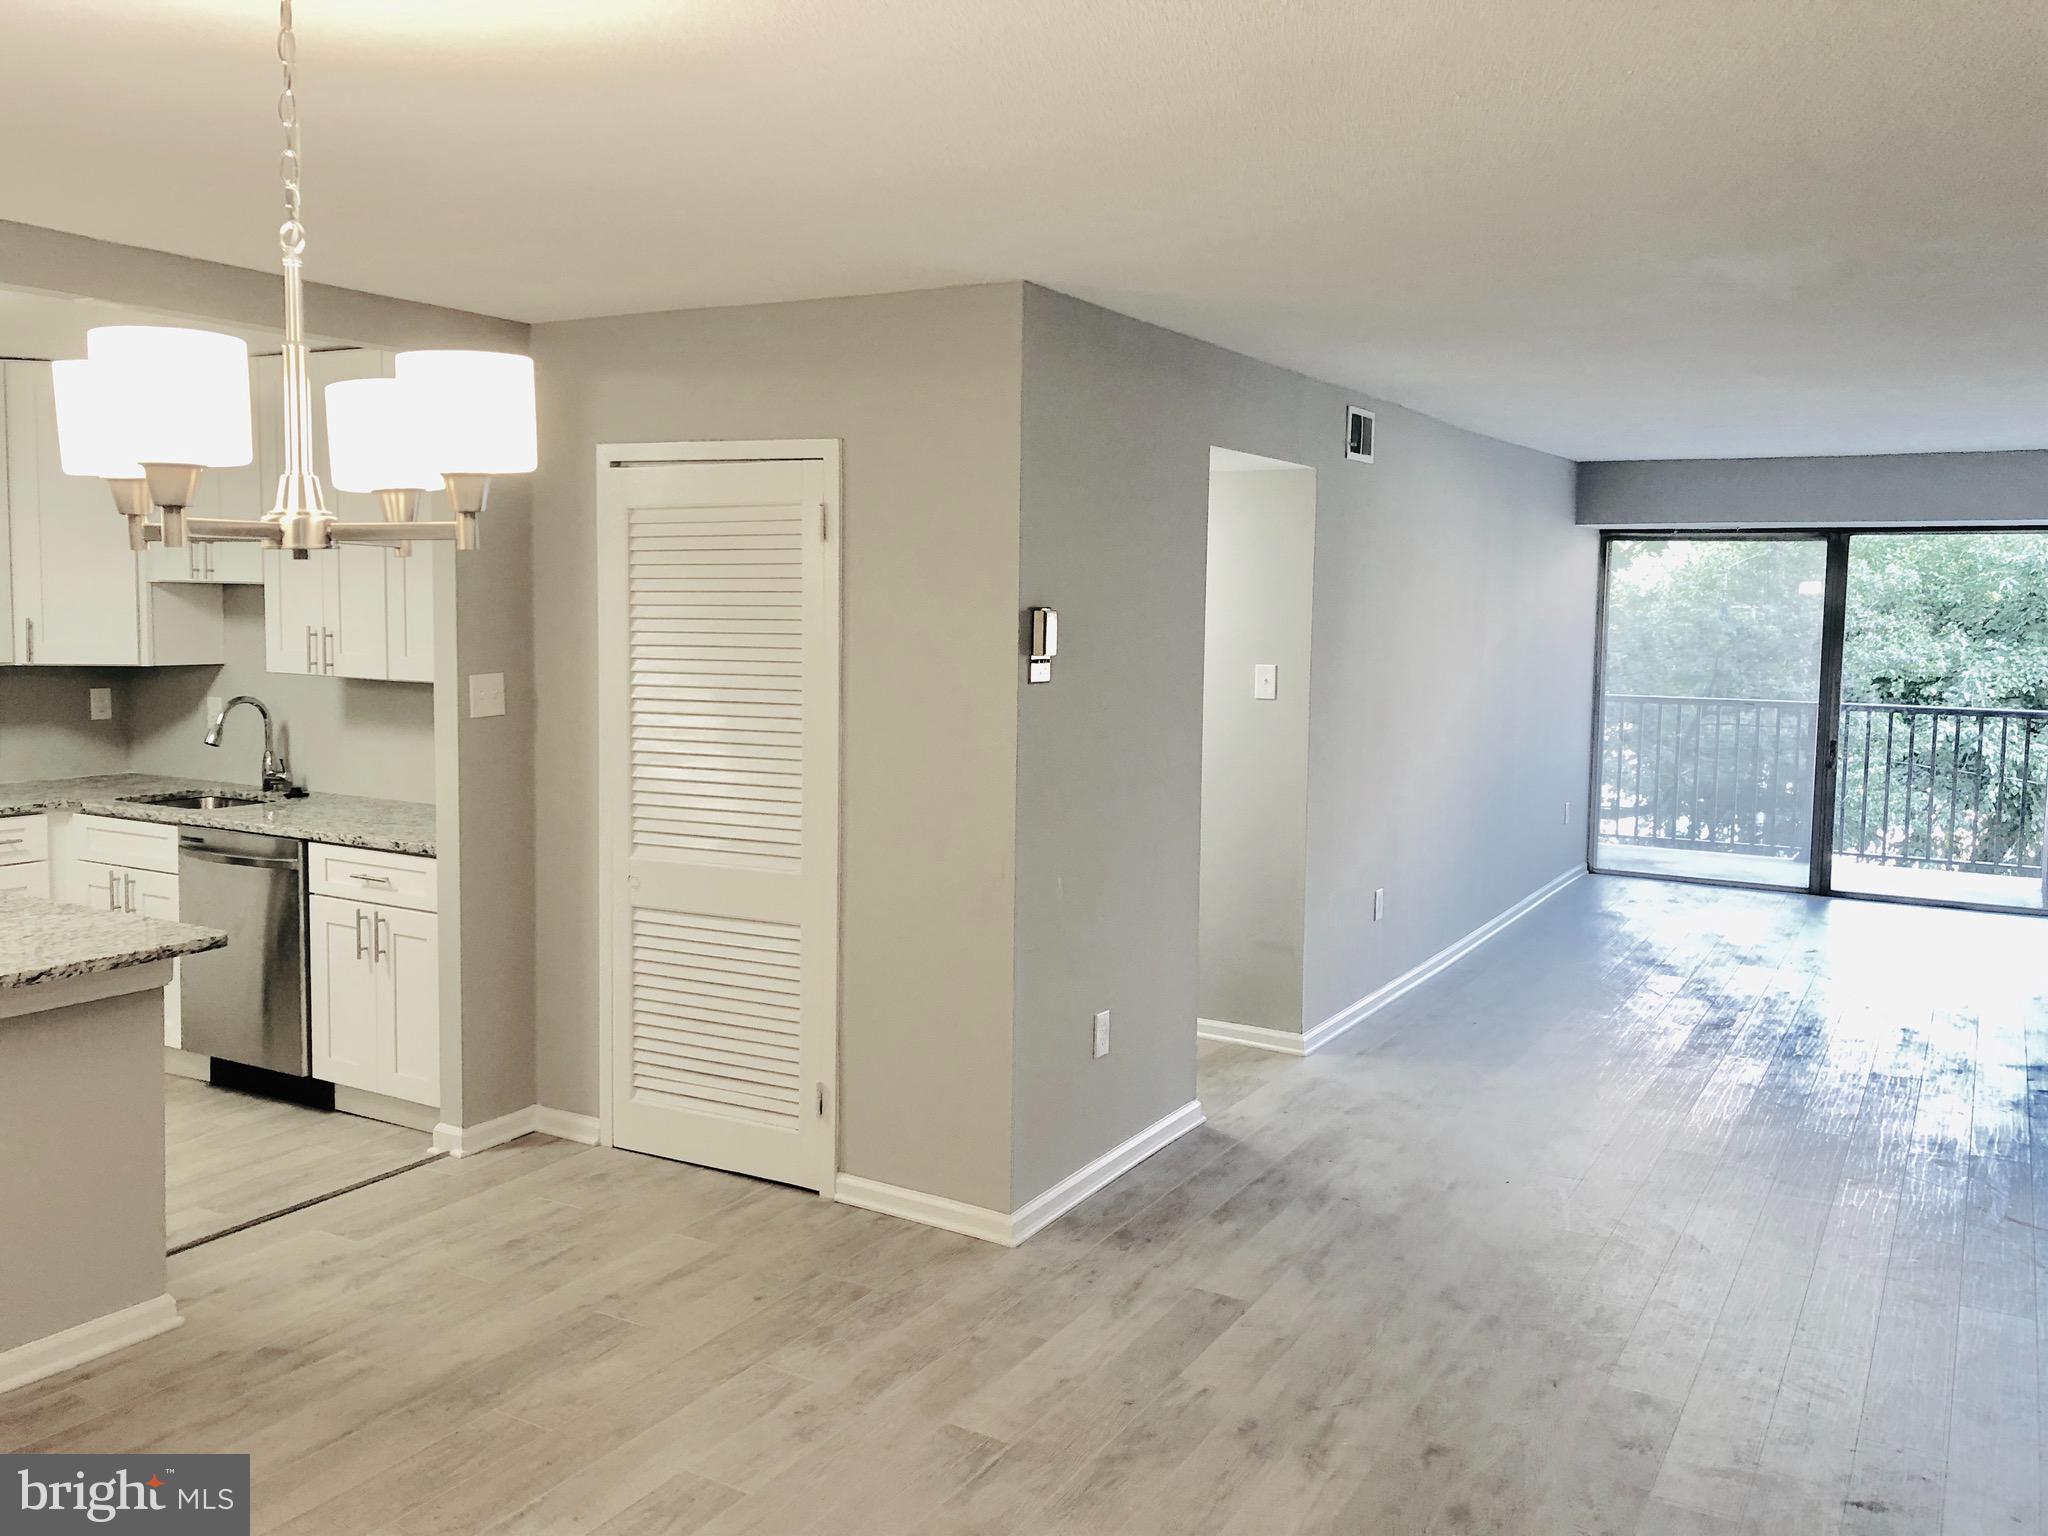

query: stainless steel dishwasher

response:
[178,827,310,1076]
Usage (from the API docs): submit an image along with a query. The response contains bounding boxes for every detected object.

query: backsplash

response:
[0,590,437,802]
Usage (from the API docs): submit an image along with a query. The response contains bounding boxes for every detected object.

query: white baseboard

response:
[434,1104,603,1155]
[1297,866,1586,1056]
[0,1294,182,1396]
[1009,1099,1205,1243]
[832,1176,1016,1245]
[534,1107,602,1145]
[835,1099,1205,1247]
[1196,1018,1310,1056]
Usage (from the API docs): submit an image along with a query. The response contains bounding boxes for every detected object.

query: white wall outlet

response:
[1252,663,1279,701]
[468,672,507,719]
[1092,1009,1111,1059]
[87,687,113,722]
[1372,887,1386,922]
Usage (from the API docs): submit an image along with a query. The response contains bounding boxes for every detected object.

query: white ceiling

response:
[4,1,2045,461]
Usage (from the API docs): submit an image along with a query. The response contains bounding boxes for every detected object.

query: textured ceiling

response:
[3,1,2045,460]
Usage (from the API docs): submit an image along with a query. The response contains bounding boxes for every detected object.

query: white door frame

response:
[593,439,843,1192]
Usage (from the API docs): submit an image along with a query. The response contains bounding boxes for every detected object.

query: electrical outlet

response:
[1372,887,1386,922]
[88,687,113,722]
[468,672,507,719]
[1252,663,1278,701]
[1092,1009,1111,1059]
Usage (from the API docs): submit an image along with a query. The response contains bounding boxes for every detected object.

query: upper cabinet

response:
[0,348,432,679]
[1,361,224,667]
[262,349,437,683]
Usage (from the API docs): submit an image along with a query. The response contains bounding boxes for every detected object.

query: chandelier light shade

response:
[395,351,539,475]
[45,0,536,560]
[85,326,253,469]
[49,359,144,480]
[325,377,441,494]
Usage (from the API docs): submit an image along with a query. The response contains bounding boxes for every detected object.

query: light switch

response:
[1253,664,1279,701]
[88,687,114,722]
[468,672,507,719]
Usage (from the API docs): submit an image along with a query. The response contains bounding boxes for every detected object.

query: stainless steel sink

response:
[120,791,267,811]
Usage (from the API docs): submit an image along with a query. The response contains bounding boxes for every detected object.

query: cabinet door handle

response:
[105,876,117,911]
[323,627,336,673]
[349,872,395,887]
[123,873,136,913]
[23,617,32,664]
[372,912,389,964]
[354,908,369,960]
[306,625,317,672]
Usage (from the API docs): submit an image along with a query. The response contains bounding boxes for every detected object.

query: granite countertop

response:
[0,774,436,857]
[0,894,227,990]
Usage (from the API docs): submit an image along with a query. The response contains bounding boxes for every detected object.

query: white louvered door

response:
[599,446,839,1191]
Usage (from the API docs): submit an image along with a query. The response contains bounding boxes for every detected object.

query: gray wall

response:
[120,589,436,801]
[0,669,129,780]
[1199,465,1315,1034]
[1579,450,2048,528]
[0,985,165,1353]
[1014,286,1595,1205]
[528,286,1025,1210]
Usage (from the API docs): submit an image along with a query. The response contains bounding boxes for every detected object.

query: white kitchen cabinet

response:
[309,893,381,1093]
[309,890,439,1106]
[261,349,434,682]
[0,862,50,899]
[76,856,183,1048]
[3,361,224,667]
[0,816,51,899]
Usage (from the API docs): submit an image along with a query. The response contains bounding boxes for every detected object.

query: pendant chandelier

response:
[50,0,535,560]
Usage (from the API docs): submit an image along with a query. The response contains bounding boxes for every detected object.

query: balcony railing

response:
[1596,693,2048,887]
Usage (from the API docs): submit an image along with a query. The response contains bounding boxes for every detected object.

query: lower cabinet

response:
[0,861,50,898]
[309,893,439,1107]
[0,814,50,899]
[76,856,182,1048]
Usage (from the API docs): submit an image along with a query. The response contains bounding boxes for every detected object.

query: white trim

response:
[433,1105,539,1156]
[1196,1018,1309,1056]
[0,1294,181,1395]
[832,1177,1015,1246]
[834,1099,1205,1247]
[534,1106,602,1145]
[1009,1099,1205,1243]
[434,1104,605,1155]
[1295,866,1586,1056]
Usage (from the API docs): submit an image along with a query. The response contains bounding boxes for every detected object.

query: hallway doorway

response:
[1195,448,1316,1048]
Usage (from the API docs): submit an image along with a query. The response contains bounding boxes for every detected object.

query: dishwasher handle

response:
[180,846,303,872]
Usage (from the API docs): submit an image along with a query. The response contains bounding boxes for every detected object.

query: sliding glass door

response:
[1829,533,2048,912]
[1592,530,2048,914]
[1593,537,1830,889]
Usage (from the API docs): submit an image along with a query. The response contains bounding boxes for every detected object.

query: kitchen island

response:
[0,895,226,1391]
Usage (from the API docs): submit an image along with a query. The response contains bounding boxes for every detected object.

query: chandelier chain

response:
[277,0,304,258]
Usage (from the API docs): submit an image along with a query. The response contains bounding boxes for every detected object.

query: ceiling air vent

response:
[1346,406,1375,464]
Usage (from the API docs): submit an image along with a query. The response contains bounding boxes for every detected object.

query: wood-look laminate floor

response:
[7,876,2040,1534]
[165,1075,436,1249]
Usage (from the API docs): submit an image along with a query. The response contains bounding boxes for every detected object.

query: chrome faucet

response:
[204,695,295,794]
